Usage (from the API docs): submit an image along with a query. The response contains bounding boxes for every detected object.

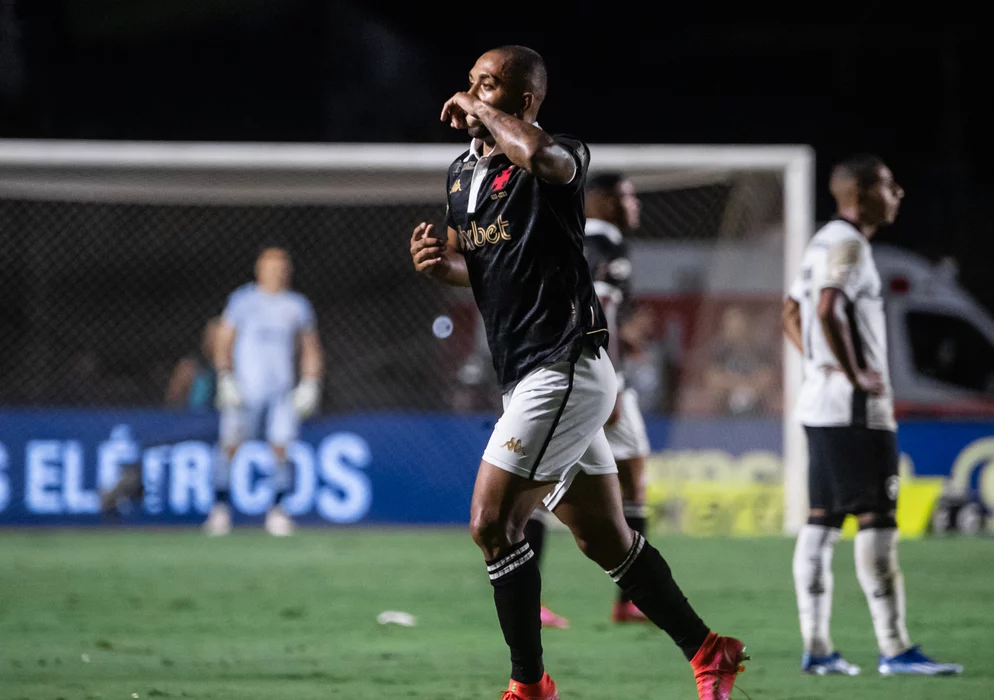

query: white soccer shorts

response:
[604,387,651,461]
[483,344,619,511]
[219,392,298,448]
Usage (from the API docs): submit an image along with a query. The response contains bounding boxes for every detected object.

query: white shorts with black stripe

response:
[482,344,618,511]
[604,387,651,461]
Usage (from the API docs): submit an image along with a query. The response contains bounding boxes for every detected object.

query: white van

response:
[875,244,994,417]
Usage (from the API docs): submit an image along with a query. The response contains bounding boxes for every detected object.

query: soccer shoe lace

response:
[691,632,749,700]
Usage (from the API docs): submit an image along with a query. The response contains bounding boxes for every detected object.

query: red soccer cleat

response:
[690,632,749,700]
[501,673,559,700]
[611,600,650,623]
[540,606,569,629]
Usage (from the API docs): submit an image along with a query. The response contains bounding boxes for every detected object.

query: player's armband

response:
[823,238,863,296]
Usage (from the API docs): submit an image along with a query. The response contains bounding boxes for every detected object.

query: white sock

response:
[793,524,840,657]
[854,527,911,658]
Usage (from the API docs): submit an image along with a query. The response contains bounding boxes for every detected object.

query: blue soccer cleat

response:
[802,651,861,676]
[878,646,963,676]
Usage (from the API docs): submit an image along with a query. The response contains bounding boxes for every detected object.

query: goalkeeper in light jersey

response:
[204,246,323,537]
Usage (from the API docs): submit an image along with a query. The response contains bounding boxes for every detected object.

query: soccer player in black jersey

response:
[409,45,746,700]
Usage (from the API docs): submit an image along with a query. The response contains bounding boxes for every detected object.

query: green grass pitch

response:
[1,530,990,699]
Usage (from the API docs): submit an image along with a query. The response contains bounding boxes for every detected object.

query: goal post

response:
[0,139,814,534]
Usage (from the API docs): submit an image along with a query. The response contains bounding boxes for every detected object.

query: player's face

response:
[466,52,529,140]
[256,249,292,290]
[861,165,904,227]
[617,180,641,230]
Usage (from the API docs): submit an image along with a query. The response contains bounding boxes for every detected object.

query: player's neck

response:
[836,208,875,238]
[258,283,285,295]
[482,140,498,157]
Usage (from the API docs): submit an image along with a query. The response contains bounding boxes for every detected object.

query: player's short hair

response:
[257,243,290,259]
[492,45,548,102]
[832,153,886,188]
[586,172,626,194]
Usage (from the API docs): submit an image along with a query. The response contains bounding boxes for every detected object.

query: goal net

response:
[0,140,813,531]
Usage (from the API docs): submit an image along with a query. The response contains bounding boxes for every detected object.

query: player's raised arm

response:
[440,47,577,185]
[471,104,574,185]
[410,222,470,287]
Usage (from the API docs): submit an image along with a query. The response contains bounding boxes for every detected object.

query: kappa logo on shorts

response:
[501,437,527,456]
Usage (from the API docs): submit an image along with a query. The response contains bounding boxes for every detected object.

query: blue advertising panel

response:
[0,410,990,526]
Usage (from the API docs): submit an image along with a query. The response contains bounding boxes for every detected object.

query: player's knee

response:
[856,511,897,530]
[808,511,846,528]
[469,509,511,558]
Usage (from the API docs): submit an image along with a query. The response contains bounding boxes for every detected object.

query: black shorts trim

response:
[527,362,575,480]
[805,425,899,516]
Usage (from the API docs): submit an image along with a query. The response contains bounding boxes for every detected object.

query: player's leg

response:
[848,429,962,676]
[204,406,251,535]
[264,393,298,536]
[469,461,555,689]
[550,462,746,700]
[524,506,569,629]
[792,427,855,674]
[476,350,613,697]
[605,387,651,622]
[541,346,745,699]
[552,466,709,658]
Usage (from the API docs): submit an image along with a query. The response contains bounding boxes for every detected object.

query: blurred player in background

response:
[165,316,221,410]
[784,154,962,676]
[523,172,652,627]
[411,45,746,700]
[100,317,222,517]
[585,172,653,622]
[204,246,323,537]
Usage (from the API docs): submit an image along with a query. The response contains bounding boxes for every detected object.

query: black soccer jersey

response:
[584,219,633,370]
[445,133,608,391]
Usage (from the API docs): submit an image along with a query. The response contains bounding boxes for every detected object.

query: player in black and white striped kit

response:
[784,154,961,677]
[585,173,653,622]
[522,172,652,627]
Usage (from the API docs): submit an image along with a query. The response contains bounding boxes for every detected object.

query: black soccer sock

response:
[619,502,647,603]
[523,517,546,566]
[487,540,544,684]
[608,533,710,660]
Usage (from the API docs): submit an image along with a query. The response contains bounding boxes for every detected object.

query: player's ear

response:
[519,92,534,117]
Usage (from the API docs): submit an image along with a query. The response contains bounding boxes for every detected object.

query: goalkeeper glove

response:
[293,377,321,419]
[215,371,243,410]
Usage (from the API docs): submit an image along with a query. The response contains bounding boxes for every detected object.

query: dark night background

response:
[1,1,991,310]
